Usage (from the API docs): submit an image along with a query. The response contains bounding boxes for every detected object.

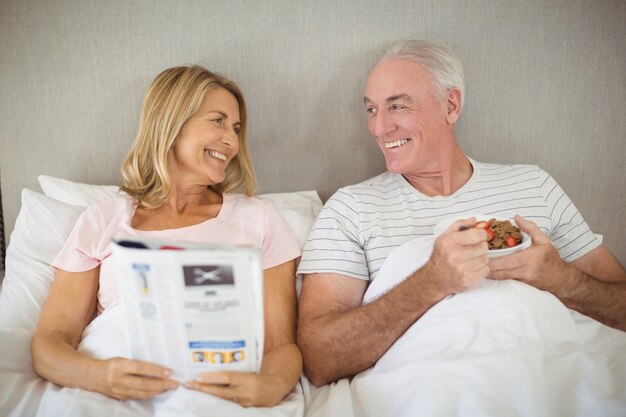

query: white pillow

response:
[38,175,120,207]
[37,175,322,248]
[0,190,85,329]
[258,191,322,248]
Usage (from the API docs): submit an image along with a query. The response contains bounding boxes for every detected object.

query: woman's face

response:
[169,87,241,187]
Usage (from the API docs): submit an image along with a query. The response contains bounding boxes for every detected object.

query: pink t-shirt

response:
[52,193,301,314]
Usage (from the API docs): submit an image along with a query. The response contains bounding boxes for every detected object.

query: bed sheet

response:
[302,236,626,417]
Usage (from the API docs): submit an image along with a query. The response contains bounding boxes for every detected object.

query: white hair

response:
[379,40,465,109]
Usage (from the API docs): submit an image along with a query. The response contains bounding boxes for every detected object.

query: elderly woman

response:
[32,66,302,407]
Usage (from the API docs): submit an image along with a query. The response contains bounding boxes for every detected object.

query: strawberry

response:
[505,236,519,247]
[474,221,490,230]
[485,229,495,242]
[159,245,185,250]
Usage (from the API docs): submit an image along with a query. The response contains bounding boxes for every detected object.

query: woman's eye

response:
[212,117,223,125]
[233,126,241,135]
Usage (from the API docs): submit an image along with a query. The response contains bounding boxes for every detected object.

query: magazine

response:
[110,237,264,382]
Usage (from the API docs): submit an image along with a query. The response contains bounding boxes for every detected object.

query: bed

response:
[3,0,626,415]
[1,175,626,417]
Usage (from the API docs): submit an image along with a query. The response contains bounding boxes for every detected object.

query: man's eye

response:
[391,104,405,111]
[366,107,377,114]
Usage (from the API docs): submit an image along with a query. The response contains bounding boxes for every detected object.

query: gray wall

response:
[1,0,625,264]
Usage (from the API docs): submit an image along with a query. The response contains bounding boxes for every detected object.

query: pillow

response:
[258,191,322,248]
[0,190,85,329]
[38,175,322,248]
[38,175,120,207]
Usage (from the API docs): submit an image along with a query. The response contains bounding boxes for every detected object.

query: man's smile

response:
[384,138,411,149]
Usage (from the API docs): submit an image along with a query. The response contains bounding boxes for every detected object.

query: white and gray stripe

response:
[298,159,600,281]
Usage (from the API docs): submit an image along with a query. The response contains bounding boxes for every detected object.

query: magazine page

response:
[111,238,264,382]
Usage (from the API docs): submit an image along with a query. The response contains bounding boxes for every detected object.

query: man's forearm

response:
[299,271,447,386]
[555,265,626,331]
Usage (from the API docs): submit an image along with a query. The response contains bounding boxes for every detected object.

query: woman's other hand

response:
[94,357,179,400]
[184,260,302,407]
[184,371,284,407]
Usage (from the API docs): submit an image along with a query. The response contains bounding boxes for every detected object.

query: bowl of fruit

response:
[433,215,532,258]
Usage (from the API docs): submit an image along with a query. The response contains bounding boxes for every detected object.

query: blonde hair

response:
[120,65,256,208]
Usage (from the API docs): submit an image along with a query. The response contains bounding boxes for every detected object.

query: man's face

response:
[364,59,451,175]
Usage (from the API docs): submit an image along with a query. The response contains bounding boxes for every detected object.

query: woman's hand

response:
[184,371,284,407]
[183,260,303,407]
[32,267,179,401]
[93,357,179,400]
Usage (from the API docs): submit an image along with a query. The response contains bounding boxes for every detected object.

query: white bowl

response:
[433,215,532,258]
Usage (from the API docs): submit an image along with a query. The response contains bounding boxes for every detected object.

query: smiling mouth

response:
[205,149,227,161]
[385,139,411,149]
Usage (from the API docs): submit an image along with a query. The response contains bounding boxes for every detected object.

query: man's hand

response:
[488,215,570,292]
[424,217,490,295]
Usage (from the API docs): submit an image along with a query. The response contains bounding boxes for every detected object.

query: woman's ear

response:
[445,87,462,124]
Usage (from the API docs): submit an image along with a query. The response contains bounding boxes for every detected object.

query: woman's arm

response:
[32,267,178,400]
[186,259,303,407]
[259,258,303,399]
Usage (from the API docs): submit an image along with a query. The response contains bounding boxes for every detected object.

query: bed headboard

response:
[1,0,625,270]
[0,181,5,271]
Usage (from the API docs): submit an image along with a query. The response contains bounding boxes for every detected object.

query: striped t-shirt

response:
[297,159,600,281]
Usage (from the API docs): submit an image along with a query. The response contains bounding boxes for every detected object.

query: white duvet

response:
[0,304,305,417]
[302,236,626,417]
[2,235,625,417]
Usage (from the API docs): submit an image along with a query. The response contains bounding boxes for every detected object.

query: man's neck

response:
[402,147,473,197]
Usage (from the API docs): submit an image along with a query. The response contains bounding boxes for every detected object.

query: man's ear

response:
[445,87,462,124]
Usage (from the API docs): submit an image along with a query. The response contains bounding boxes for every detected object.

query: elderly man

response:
[297,40,626,388]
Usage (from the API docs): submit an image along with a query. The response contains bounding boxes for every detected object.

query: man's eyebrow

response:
[363,94,414,105]
[386,94,413,103]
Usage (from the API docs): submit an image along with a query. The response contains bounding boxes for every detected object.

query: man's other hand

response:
[488,215,569,292]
